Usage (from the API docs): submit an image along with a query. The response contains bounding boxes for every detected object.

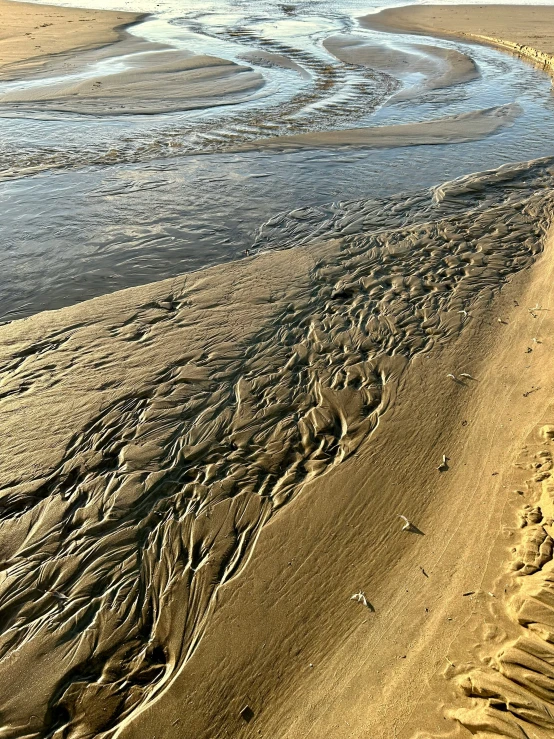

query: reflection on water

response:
[1,0,554,321]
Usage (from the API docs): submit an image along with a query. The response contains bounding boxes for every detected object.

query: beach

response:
[2,4,554,739]
[0,0,143,76]
[361,5,554,73]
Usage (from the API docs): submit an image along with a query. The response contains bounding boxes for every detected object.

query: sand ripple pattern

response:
[0,161,553,737]
[254,157,554,253]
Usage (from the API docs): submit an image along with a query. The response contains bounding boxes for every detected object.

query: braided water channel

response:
[1,0,554,321]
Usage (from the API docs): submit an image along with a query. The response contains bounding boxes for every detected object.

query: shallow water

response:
[1,0,554,321]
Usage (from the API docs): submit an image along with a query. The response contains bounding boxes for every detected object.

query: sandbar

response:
[231,103,521,152]
[324,34,479,101]
[0,48,266,115]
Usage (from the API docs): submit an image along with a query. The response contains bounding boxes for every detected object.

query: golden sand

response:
[0,0,143,76]
[1,157,554,739]
[361,4,554,75]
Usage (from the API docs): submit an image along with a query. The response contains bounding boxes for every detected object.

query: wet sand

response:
[232,103,521,152]
[324,34,480,102]
[0,3,512,147]
[4,3,554,739]
[0,2,265,115]
[0,48,266,114]
[2,157,554,739]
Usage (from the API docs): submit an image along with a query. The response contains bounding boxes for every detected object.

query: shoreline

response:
[360,5,554,79]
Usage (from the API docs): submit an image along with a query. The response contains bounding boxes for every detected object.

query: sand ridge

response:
[229,104,521,153]
[0,47,266,115]
[324,35,480,102]
[240,49,312,80]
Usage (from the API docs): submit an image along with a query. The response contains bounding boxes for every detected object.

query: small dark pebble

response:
[241,706,255,723]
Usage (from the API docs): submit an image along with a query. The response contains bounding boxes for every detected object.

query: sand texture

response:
[0,47,266,115]
[361,5,554,75]
[240,50,312,80]
[4,2,554,738]
[442,430,554,739]
[1,156,554,737]
[0,0,143,78]
[231,103,521,152]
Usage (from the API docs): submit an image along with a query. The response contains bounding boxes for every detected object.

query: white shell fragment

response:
[399,514,414,531]
[351,590,372,609]
[437,454,449,471]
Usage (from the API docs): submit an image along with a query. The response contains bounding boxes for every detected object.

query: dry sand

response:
[0,0,144,77]
[2,156,554,739]
[361,5,554,75]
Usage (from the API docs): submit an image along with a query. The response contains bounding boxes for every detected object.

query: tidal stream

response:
[1,0,554,321]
